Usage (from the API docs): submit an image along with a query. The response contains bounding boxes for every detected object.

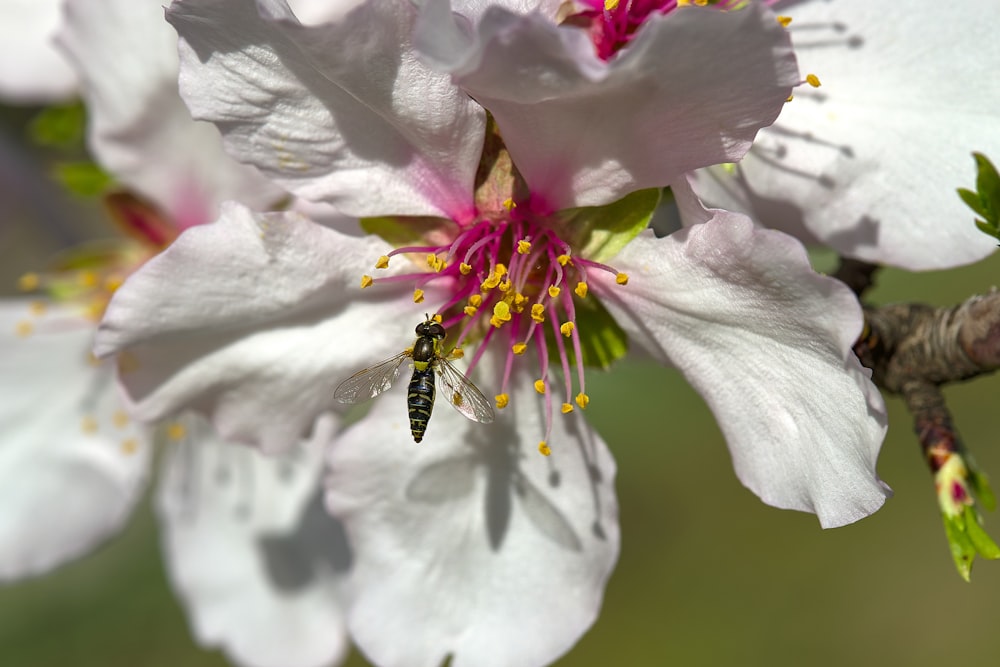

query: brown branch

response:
[834,256,1000,476]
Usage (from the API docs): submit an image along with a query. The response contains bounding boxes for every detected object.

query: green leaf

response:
[962,506,1000,560]
[963,153,1000,243]
[943,513,975,582]
[29,102,86,149]
[959,187,990,220]
[557,188,661,263]
[973,152,1000,221]
[975,220,998,239]
[545,294,628,370]
[360,216,454,249]
[51,162,113,197]
[966,459,997,511]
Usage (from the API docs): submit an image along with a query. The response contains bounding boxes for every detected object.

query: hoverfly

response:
[334,318,495,442]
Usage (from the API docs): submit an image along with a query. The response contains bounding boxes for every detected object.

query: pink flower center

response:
[364,202,629,455]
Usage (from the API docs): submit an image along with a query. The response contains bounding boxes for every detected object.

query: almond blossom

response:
[94,1,890,665]
[0,0,77,103]
[693,0,1000,270]
[0,2,348,666]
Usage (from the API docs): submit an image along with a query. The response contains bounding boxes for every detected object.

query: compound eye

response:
[415,322,430,336]
[427,323,446,339]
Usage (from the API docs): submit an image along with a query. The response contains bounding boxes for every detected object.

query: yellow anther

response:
[81,416,99,434]
[459,262,472,275]
[786,94,794,102]
[29,301,46,316]
[561,402,574,414]
[560,321,575,337]
[375,255,390,269]
[18,272,40,291]
[556,254,571,266]
[575,281,589,298]
[468,294,483,307]
[490,301,512,328]
[513,293,528,312]
[530,303,545,323]
[538,442,551,456]
[361,275,374,288]
[120,438,138,455]
[695,0,707,5]
[548,285,561,298]
[15,320,33,337]
[806,73,821,88]
[498,279,511,292]
[575,392,590,409]
[112,411,129,429]
[432,314,443,323]
[511,342,528,355]
[464,305,478,317]
[495,393,509,409]
[776,15,792,27]
[677,0,689,5]
[103,274,125,293]
[482,273,501,290]
[166,422,187,441]
[426,253,437,268]
[534,379,546,394]
[77,270,99,288]
[615,272,629,285]
[413,288,425,303]
[605,0,619,10]
[517,240,532,254]
[451,347,465,359]
[503,198,516,211]
[496,263,507,277]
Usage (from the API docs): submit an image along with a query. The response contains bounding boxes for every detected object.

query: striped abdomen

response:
[407,367,436,443]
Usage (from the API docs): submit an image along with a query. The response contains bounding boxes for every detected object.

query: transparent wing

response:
[334,352,409,404]
[435,358,496,424]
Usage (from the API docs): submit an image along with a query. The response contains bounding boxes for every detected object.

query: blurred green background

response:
[3,106,1000,667]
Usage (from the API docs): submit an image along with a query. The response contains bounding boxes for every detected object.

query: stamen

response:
[538,441,552,456]
[615,272,629,285]
[777,15,792,27]
[375,255,390,269]
[512,342,527,355]
[496,393,510,408]
[166,422,188,441]
[531,303,545,323]
[560,321,575,337]
[18,273,40,291]
[361,275,374,288]
[534,379,546,394]
[517,239,532,254]
[575,281,589,298]
[413,288,425,303]
[805,73,821,88]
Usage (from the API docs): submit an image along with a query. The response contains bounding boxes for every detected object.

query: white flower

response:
[92,1,891,664]
[693,0,1000,270]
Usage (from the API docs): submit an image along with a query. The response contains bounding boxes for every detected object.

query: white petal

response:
[157,414,348,667]
[166,0,484,220]
[598,214,890,528]
[694,0,1000,270]
[0,301,150,580]
[95,203,438,453]
[326,368,619,667]
[0,0,77,103]
[56,0,282,224]
[417,1,798,209]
